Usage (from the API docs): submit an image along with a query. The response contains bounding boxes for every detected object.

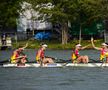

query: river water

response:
[0,49,108,90]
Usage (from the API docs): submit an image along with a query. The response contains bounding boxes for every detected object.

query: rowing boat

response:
[1,63,108,68]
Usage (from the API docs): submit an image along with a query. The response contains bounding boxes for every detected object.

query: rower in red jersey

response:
[36,44,54,65]
[11,43,28,65]
[91,37,108,63]
[72,44,89,63]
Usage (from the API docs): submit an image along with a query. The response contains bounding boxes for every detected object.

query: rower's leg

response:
[21,58,27,64]
[84,56,89,63]
[106,57,108,63]
[19,56,27,65]
[43,58,48,64]
[43,58,54,64]
[81,56,86,63]
[46,58,54,64]
[77,56,83,63]
[48,58,54,63]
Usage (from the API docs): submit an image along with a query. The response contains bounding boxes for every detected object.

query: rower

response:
[11,43,28,65]
[91,37,108,63]
[36,44,54,65]
[71,44,89,63]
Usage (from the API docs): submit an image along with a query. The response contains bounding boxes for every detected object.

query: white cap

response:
[101,43,108,46]
[76,44,82,47]
[42,44,48,47]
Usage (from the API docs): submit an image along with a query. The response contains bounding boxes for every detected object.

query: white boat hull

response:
[1,63,108,68]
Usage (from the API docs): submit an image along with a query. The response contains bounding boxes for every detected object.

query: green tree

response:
[70,0,108,43]
[0,0,22,30]
[25,0,108,44]
[26,0,78,44]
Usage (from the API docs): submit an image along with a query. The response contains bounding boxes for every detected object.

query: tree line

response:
[0,0,108,44]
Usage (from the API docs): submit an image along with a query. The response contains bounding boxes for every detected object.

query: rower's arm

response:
[91,37,101,50]
[81,45,90,50]
[17,56,26,59]
[13,51,26,60]
[22,43,28,49]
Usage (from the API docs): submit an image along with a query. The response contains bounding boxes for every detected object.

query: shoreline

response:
[12,39,104,50]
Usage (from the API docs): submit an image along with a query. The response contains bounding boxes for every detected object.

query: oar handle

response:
[0,59,10,64]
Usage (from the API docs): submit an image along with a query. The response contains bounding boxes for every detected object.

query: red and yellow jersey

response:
[11,50,19,63]
[36,48,45,61]
[71,50,79,60]
[100,48,108,60]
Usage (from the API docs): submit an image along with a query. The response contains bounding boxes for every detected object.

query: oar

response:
[0,59,10,65]
[0,58,36,64]
[89,58,101,63]
[26,60,36,63]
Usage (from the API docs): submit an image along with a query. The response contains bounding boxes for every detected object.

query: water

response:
[0,49,108,90]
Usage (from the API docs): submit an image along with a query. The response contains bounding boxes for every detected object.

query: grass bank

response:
[12,39,104,50]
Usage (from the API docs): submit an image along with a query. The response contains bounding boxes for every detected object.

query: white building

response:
[17,2,53,32]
